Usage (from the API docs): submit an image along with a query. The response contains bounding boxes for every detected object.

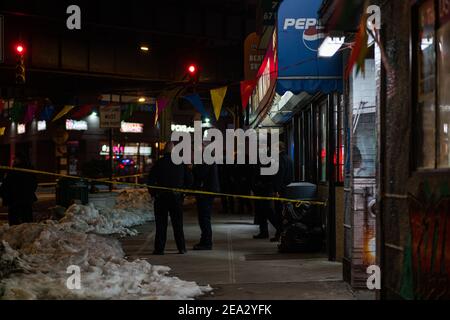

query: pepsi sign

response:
[276,0,343,95]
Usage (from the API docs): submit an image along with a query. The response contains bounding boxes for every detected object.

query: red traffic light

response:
[15,44,25,55]
[188,64,197,74]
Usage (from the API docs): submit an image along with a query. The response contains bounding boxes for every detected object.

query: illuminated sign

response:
[37,120,47,131]
[120,122,144,133]
[171,124,195,133]
[17,124,26,135]
[100,144,152,156]
[66,119,88,131]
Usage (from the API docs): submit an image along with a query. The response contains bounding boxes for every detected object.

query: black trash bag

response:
[278,202,324,253]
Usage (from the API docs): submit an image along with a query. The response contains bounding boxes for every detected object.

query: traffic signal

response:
[15,43,26,84]
[187,63,199,83]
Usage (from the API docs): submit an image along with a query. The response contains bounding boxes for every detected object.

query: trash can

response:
[56,178,89,208]
[278,182,324,253]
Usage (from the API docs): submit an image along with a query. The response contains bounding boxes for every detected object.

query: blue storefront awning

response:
[276,0,343,95]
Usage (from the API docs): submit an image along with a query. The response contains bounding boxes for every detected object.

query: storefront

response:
[0,104,159,181]
[247,0,344,261]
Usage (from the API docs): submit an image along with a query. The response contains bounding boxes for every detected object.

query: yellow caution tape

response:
[0,166,327,207]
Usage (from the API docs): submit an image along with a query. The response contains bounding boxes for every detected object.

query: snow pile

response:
[115,189,154,215]
[0,223,211,300]
[59,189,154,236]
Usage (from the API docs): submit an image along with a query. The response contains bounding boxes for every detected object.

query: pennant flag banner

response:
[154,97,169,125]
[23,102,39,124]
[210,86,228,121]
[121,104,137,122]
[0,99,5,114]
[0,127,5,136]
[156,97,170,115]
[154,104,159,127]
[11,101,25,123]
[183,94,208,118]
[71,104,94,119]
[40,105,55,122]
[345,2,369,78]
[52,105,75,122]
[240,79,257,110]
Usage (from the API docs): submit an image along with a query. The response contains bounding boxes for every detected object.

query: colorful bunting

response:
[71,104,94,119]
[11,101,25,123]
[156,97,170,115]
[183,93,208,118]
[52,105,75,122]
[345,2,369,78]
[240,79,257,110]
[210,86,228,121]
[23,102,38,124]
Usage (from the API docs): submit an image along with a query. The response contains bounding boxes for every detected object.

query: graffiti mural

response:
[404,183,450,299]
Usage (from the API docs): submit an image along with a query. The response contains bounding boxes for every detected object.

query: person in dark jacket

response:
[219,162,235,214]
[0,155,38,226]
[147,142,193,255]
[272,142,294,242]
[193,156,220,250]
[252,159,279,241]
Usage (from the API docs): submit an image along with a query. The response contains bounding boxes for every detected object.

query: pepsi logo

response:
[303,24,325,52]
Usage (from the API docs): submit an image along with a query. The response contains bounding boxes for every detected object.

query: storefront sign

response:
[37,120,47,131]
[100,105,121,129]
[120,121,144,133]
[17,124,26,135]
[250,31,278,113]
[171,124,195,133]
[66,119,88,131]
[277,0,343,95]
[244,33,266,80]
[100,144,151,156]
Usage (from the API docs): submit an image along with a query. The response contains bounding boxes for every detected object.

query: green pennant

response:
[121,104,137,122]
[11,101,25,123]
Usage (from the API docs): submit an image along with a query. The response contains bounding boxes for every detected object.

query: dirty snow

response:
[0,190,211,300]
[60,189,155,236]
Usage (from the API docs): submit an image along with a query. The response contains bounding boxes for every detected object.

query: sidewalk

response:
[120,200,359,300]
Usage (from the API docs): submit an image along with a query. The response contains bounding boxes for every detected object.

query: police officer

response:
[147,142,193,255]
[0,154,37,226]
[193,159,220,251]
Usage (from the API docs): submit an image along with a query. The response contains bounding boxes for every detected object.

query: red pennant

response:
[0,99,4,114]
[156,97,170,115]
[71,105,94,119]
[240,79,257,110]
[23,102,38,124]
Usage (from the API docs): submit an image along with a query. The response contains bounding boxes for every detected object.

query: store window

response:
[335,95,345,183]
[319,100,328,182]
[100,142,153,175]
[415,0,450,169]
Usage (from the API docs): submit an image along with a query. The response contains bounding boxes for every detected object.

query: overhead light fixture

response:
[138,97,146,103]
[318,36,345,58]
[140,45,150,52]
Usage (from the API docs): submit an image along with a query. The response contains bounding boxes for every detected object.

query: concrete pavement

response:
[121,199,359,300]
